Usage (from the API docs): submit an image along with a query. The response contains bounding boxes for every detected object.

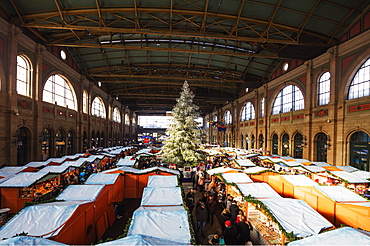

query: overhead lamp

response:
[202,43,206,49]
[156,41,160,46]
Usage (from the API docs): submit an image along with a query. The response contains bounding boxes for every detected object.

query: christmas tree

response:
[161,81,204,167]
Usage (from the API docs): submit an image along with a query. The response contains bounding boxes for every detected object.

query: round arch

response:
[293,132,304,158]
[268,82,305,116]
[41,127,54,160]
[55,128,66,157]
[271,133,278,154]
[314,132,329,162]
[347,130,370,171]
[339,47,370,102]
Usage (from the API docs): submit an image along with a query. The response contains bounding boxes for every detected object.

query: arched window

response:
[240,102,255,121]
[43,74,77,110]
[318,72,330,106]
[348,58,370,100]
[125,113,130,125]
[113,107,121,123]
[272,85,304,115]
[82,90,88,114]
[91,97,106,118]
[17,55,32,97]
[224,110,232,125]
[260,97,265,117]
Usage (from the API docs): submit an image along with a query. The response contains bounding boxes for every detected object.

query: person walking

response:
[206,195,217,225]
[186,188,195,214]
[236,215,253,245]
[224,220,237,245]
[229,201,240,225]
[195,202,208,237]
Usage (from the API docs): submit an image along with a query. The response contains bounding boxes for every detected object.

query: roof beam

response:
[51,42,279,58]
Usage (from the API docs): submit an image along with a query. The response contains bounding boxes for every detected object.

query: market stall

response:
[140,187,183,206]
[127,206,192,244]
[234,159,256,168]
[237,183,282,199]
[245,198,333,245]
[0,172,53,213]
[85,173,124,204]
[267,175,318,198]
[288,226,370,245]
[0,200,96,245]
[218,172,253,199]
[329,171,370,194]
[56,184,114,239]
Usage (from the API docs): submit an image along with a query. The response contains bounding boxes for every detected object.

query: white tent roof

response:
[288,227,370,245]
[46,157,67,163]
[0,236,67,245]
[0,166,27,174]
[127,206,191,244]
[56,185,105,201]
[301,165,326,173]
[235,159,256,167]
[281,161,302,167]
[85,173,120,185]
[330,171,370,183]
[25,162,47,168]
[242,166,269,174]
[221,172,253,184]
[141,187,183,206]
[0,172,47,187]
[237,183,281,199]
[85,155,104,162]
[262,198,333,237]
[335,165,359,172]
[206,167,239,175]
[0,172,16,184]
[342,202,370,207]
[116,156,136,166]
[63,159,86,167]
[352,170,370,179]
[101,166,139,173]
[281,175,318,186]
[312,162,330,167]
[314,186,368,202]
[0,201,85,239]
[38,165,69,174]
[96,234,187,245]
[147,175,178,187]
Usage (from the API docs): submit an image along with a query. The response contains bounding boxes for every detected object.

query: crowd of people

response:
[186,162,254,245]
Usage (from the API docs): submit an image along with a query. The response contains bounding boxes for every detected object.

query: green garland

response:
[247,169,279,176]
[182,205,197,245]
[326,171,350,184]
[122,217,132,238]
[243,195,297,242]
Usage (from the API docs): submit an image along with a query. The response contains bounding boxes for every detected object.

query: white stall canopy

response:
[0,201,85,239]
[96,234,188,245]
[141,187,183,206]
[314,186,368,202]
[262,198,333,237]
[147,176,178,188]
[0,236,67,245]
[85,173,120,185]
[0,166,27,174]
[330,171,370,183]
[0,172,47,187]
[242,166,269,174]
[235,159,256,167]
[288,227,370,245]
[56,185,105,201]
[221,173,253,184]
[38,165,69,174]
[301,166,326,173]
[206,167,239,175]
[127,206,191,244]
[281,175,318,186]
[237,183,281,199]
[116,156,136,166]
[25,162,47,168]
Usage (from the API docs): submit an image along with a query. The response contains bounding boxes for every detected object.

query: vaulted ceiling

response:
[1,0,369,115]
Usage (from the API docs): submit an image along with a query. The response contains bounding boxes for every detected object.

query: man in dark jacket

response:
[224,220,237,245]
[195,202,208,237]
[206,195,217,224]
[186,188,195,214]
[236,215,253,245]
[229,201,240,225]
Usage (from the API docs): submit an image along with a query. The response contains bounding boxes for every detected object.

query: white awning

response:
[85,173,120,185]
[0,172,48,187]
[221,172,253,184]
[127,206,191,244]
[141,187,183,206]
[262,198,333,237]
[147,176,178,187]
[116,156,136,166]
[281,175,318,186]
[314,186,368,202]
[56,185,105,201]
[237,183,281,199]
[0,236,67,245]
